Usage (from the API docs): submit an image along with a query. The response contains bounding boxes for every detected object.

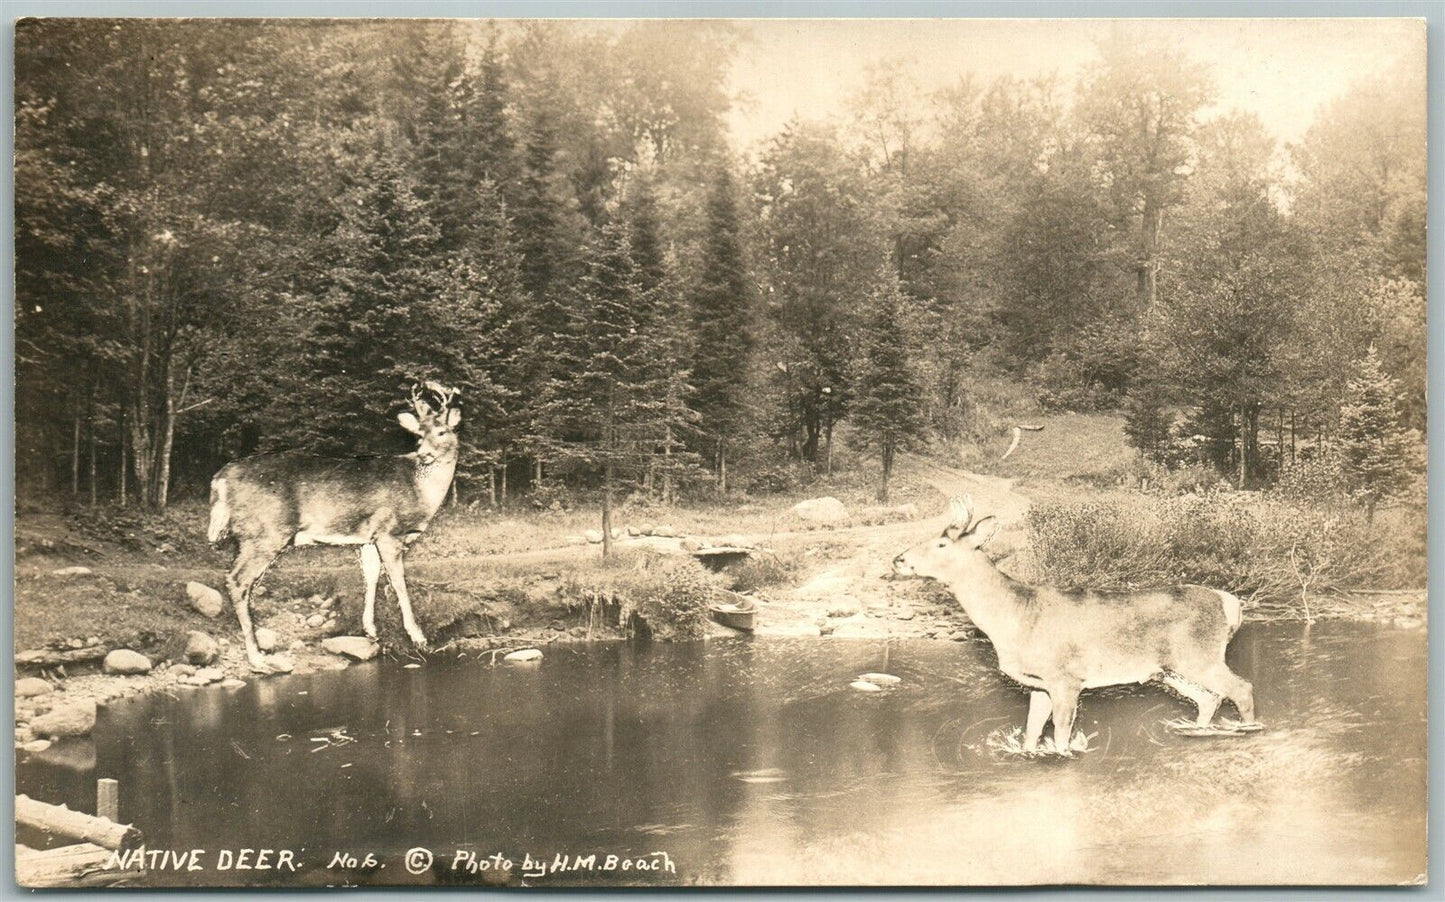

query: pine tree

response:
[540,221,692,555]
[852,271,927,502]
[690,164,755,492]
[1339,345,1412,522]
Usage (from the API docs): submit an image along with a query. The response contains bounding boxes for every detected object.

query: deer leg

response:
[1023,691,1051,752]
[228,542,279,672]
[376,535,427,650]
[1162,673,1221,727]
[1048,683,1082,755]
[360,543,381,640]
[1196,664,1256,724]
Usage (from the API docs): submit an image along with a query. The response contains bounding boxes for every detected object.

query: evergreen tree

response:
[1339,345,1412,522]
[690,164,755,491]
[539,221,691,555]
[852,272,927,501]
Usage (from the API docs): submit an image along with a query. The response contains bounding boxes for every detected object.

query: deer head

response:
[398,381,462,465]
[892,494,1000,580]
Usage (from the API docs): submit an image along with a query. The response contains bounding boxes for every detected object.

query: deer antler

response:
[949,495,975,532]
[424,380,458,412]
[408,383,435,417]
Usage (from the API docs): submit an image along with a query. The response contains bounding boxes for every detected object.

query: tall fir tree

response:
[852,271,928,501]
[1339,345,1413,522]
[540,221,691,555]
[689,164,755,492]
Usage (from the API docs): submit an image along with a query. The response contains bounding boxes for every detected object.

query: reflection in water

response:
[17,621,1425,887]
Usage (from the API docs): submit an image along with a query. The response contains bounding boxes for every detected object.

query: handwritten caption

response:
[103,847,677,880]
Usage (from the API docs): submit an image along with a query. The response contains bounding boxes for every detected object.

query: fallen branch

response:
[1000,424,1045,462]
[15,647,107,668]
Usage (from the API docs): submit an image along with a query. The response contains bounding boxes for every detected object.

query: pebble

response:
[306,614,326,628]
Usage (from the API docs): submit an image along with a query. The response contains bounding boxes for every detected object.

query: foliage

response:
[851,271,928,501]
[1338,347,1415,519]
[560,552,715,640]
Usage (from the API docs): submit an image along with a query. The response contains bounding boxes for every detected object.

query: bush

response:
[560,552,716,640]
[728,551,800,594]
[1024,492,1425,617]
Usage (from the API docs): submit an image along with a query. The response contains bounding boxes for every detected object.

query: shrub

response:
[728,551,800,594]
[1024,492,1425,617]
[560,552,716,640]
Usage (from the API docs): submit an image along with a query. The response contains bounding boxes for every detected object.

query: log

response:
[16,842,130,888]
[15,646,108,668]
[15,795,142,851]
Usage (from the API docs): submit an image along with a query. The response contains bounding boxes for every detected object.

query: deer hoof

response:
[247,657,273,675]
[408,631,429,650]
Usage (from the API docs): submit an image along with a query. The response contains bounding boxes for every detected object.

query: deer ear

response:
[968,517,1000,549]
[397,412,423,435]
[445,408,461,428]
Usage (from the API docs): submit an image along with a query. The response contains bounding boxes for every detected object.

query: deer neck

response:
[411,452,457,515]
[936,553,1031,647]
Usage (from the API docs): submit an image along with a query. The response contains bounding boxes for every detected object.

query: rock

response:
[307,594,325,608]
[31,699,97,738]
[651,525,677,538]
[681,538,705,552]
[503,648,543,664]
[68,638,85,649]
[255,628,278,653]
[569,626,588,638]
[15,726,35,745]
[565,534,588,546]
[792,496,849,525]
[15,678,53,698]
[638,523,655,537]
[550,619,565,631]
[320,597,336,610]
[266,655,295,674]
[849,680,883,692]
[859,672,902,685]
[827,600,861,618]
[894,503,919,520]
[626,525,641,537]
[253,584,269,598]
[171,663,196,676]
[184,631,219,665]
[86,636,101,647]
[718,534,750,548]
[186,581,225,618]
[103,649,153,675]
[192,667,225,684]
[817,621,836,636]
[23,739,52,754]
[305,613,326,629]
[321,636,379,661]
[51,566,92,576]
[895,607,916,621]
[584,529,604,544]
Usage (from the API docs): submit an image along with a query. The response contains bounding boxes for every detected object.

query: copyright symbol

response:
[404,847,433,875]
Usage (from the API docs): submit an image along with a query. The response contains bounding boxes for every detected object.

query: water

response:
[18,622,1426,886]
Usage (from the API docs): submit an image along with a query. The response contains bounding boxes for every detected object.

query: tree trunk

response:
[878,441,894,503]
[488,467,497,508]
[500,452,509,506]
[154,360,177,509]
[534,458,543,491]
[1237,405,1248,490]
[601,461,614,558]
[1137,197,1163,309]
[118,413,127,507]
[716,441,728,496]
[88,411,97,508]
[662,427,674,506]
[71,413,81,498]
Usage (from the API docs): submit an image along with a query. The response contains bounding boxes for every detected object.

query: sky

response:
[718,18,1425,152]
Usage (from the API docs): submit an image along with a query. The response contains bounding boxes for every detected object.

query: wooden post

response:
[96,778,119,823]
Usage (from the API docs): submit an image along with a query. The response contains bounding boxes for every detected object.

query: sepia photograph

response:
[11,14,1429,888]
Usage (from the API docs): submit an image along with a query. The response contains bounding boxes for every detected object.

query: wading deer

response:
[207,383,461,672]
[892,496,1257,754]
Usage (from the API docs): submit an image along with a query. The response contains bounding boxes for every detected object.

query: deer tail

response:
[207,476,231,544]
[1216,589,1244,634]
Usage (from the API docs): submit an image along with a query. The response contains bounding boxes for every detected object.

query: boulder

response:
[894,607,916,621]
[638,523,655,537]
[584,529,605,544]
[31,699,97,738]
[651,525,677,538]
[15,678,53,699]
[680,538,705,552]
[102,649,153,675]
[321,636,379,661]
[192,667,225,684]
[894,503,920,520]
[186,581,225,618]
[792,497,848,525]
[625,525,641,537]
[503,648,543,664]
[305,613,326,629]
[171,663,196,677]
[51,566,92,576]
[184,631,219,665]
[254,627,278,653]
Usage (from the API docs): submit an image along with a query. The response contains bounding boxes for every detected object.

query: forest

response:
[14,19,1426,520]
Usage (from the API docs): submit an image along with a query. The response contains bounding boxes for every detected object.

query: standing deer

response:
[207,383,461,672]
[892,496,1257,754]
